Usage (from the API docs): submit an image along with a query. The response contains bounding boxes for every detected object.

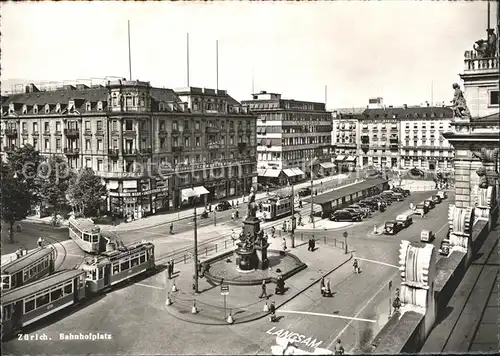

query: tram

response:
[1,247,56,292]
[1,269,87,339]
[80,240,155,293]
[259,196,293,221]
[68,217,105,254]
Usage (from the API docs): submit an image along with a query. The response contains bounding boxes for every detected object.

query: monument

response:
[235,187,270,271]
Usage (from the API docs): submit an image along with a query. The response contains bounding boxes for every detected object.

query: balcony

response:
[4,128,18,137]
[21,130,28,136]
[43,130,51,137]
[95,129,104,137]
[83,130,92,136]
[64,148,80,156]
[171,129,180,135]
[390,135,398,142]
[182,129,191,136]
[206,127,219,134]
[158,130,167,138]
[207,143,220,150]
[140,148,152,155]
[172,146,184,153]
[390,144,399,150]
[123,129,136,137]
[3,146,15,152]
[111,130,120,136]
[464,52,499,73]
[361,144,370,150]
[64,128,80,137]
[108,149,119,157]
[123,149,139,156]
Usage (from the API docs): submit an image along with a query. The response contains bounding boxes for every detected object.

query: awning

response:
[257,169,267,176]
[283,168,300,177]
[291,168,305,176]
[320,162,336,169]
[262,169,282,178]
[107,181,119,189]
[346,156,356,162]
[335,155,346,162]
[181,186,209,201]
[123,180,137,189]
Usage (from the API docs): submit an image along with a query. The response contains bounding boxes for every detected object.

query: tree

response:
[1,163,32,243]
[6,144,44,206]
[38,155,75,219]
[67,167,107,217]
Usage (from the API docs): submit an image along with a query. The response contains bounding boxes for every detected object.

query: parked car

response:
[377,195,393,205]
[415,203,429,216]
[360,200,378,211]
[437,191,448,200]
[393,193,405,201]
[396,214,413,228]
[410,167,425,177]
[298,187,311,197]
[431,195,442,204]
[439,239,451,256]
[215,201,232,211]
[381,190,398,201]
[357,202,375,213]
[344,207,366,218]
[330,210,362,222]
[349,204,371,217]
[392,187,411,197]
[420,229,435,242]
[424,199,435,210]
[384,221,403,235]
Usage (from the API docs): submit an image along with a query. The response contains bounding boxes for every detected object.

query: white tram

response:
[259,196,293,221]
[1,247,56,291]
[80,241,155,293]
[1,269,87,340]
[68,217,105,254]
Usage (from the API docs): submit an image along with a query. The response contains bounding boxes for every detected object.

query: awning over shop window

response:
[283,168,300,177]
[335,155,346,162]
[181,186,209,201]
[291,168,305,176]
[320,162,336,169]
[346,156,356,162]
[107,181,119,190]
[257,169,267,176]
[262,169,282,178]
[123,180,137,189]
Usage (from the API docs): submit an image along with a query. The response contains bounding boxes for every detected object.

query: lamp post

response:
[193,195,199,294]
[343,231,348,254]
[289,180,295,248]
[310,156,316,229]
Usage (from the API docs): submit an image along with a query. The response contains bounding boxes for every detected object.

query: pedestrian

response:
[281,238,287,255]
[231,229,236,241]
[170,223,174,235]
[170,258,175,274]
[353,259,360,274]
[259,280,267,298]
[299,200,303,208]
[271,226,276,238]
[334,339,345,355]
[320,277,325,296]
[308,238,314,251]
[15,248,21,259]
[298,215,302,226]
[167,261,172,279]
[269,300,276,322]
[282,221,287,233]
[312,237,316,250]
[37,237,44,248]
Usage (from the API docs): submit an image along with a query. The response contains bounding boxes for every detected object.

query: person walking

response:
[231,229,236,241]
[353,259,360,274]
[259,280,268,299]
[325,278,331,296]
[308,237,314,251]
[170,223,174,235]
[167,261,172,279]
[320,277,325,296]
[281,238,287,256]
[269,300,276,322]
[334,339,345,355]
[271,226,276,238]
[37,237,44,248]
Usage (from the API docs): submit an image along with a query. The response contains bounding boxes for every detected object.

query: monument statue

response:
[246,186,258,219]
[473,29,497,58]
[451,83,471,120]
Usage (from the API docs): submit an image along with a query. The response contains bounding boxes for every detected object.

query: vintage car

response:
[384,221,403,235]
[415,203,429,216]
[424,199,435,210]
[439,239,451,256]
[431,195,442,204]
[396,214,413,228]
[437,191,448,200]
[393,193,405,201]
[330,210,362,222]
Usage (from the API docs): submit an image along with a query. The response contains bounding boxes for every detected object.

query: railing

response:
[464,54,499,72]
[123,149,139,155]
[64,128,79,136]
[108,149,119,156]
[64,148,80,155]
[4,128,18,136]
[172,158,255,173]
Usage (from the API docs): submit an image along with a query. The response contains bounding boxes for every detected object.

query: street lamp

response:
[310,156,317,229]
[288,180,295,248]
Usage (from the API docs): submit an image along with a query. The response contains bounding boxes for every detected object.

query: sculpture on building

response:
[451,83,471,120]
[246,186,258,219]
[448,205,474,251]
[472,147,499,188]
[473,29,497,58]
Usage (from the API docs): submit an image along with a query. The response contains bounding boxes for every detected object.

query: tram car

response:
[1,269,87,340]
[68,217,106,254]
[80,240,155,293]
[259,196,292,221]
[1,247,56,292]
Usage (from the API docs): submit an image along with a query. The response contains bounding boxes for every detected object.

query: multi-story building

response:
[242,91,333,185]
[1,79,257,218]
[331,108,364,171]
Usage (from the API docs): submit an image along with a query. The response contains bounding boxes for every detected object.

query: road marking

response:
[435,222,449,236]
[277,310,376,323]
[134,283,165,290]
[355,257,399,269]
[65,253,85,258]
[326,272,399,350]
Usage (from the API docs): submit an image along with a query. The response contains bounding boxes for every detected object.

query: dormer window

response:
[68,100,75,111]
[55,103,61,113]
[97,101,103,111]
[22,105,27,114]
[125,94,133,108]
[9,103,14,113]
[86,102,91,111]
[33,105,38,114]
[140,94,146,107]
[159,102,164,111]
[112,93,118,107]
[45,104,50,113]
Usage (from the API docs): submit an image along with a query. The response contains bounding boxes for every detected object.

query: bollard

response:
[227,309,234,324]
[215,244,218,253]
[205,247,208,256]
[183,255,186,264]
[301,233,303,241]
[165,293,172,306]
[191,300,199,314]
[171,280,178,292]
[334,239,337,247]
[224,241,227,249]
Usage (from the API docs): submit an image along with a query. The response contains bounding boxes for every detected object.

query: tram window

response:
[139,254,146,264]
[131,256,139,267]
[23,270,29,281]
[83,233,90,242]
[98,268,103,279]
[64,283,73,295]
[120,260,130,271]
[92,234,99,243]
[50,288,63,302]
[24,299,35,313]
[112,263,120,275]
[79,275,86,288]
[91,270,97,280]
[2,305,13,321]
[35,293,49,308]
[1,276,10,290]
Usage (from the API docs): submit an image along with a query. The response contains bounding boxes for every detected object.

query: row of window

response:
[7,102,105,116]
[110,251,150,276]
[69,223,100,243]
[21,278,82,315]
[22,255,52,282]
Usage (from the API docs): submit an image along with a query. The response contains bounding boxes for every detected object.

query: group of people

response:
[259,275,286,298]
[320,277,332,297]
[307,237,316,251]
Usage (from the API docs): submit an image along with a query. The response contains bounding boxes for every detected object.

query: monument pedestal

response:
[255,242,270,270]
[243,217,260,237]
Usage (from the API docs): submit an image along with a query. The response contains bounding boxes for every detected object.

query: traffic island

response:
[163,244,352,325]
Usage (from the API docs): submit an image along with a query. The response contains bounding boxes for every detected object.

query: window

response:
[195,137,200,147]
[33,122,38,132]
[56,122,61,132]
[97,139,103,151]
[120,260,130,271]
[44,122,50,132]
[86,139,91,150]
[125,120,133,130]
[86,159,91,168]
[86,102,91,111]
[97,121,103,131]
[36,293,49,308]
[50,288,63,302]
[44,139,50,150]
[184,137,190,147]
[173,137,178,147]
[160,138,165,149]
[131,256,139,267]
[33,105,38,114]
[112,139,118,149]
[490,90,499,106]
[33,138,38,148]
[126,95,133,107]
[56,139,61,150]
[173,121,178,130]
[64,283,73,295]
[24,299,35,313]
[97,160,103,171]
[112,263,120,275]
[195,121,200,130]
[184,120,189,130]
[85,121,91,130]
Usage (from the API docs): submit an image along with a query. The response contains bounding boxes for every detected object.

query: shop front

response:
[108,186,170,219]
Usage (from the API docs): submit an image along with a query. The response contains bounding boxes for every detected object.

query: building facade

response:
[242,91,333,185]
[331,108,363,171]
[1,80,257,218]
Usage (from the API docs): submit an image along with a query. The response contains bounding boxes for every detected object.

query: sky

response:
[1,1,494,109]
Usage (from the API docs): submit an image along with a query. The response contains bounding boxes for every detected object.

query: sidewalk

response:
[163,242,352,325]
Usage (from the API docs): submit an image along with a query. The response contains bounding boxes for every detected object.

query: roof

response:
[69,217,100,233]
[303,178,388,205]
[361,106,453,120]
[472,111,500,124]
[334,107,366,115]
[226,94,241,106]
[1,247,54,274]
[2,87,108,107]
[2,269,86,304]
[150,87,181,104]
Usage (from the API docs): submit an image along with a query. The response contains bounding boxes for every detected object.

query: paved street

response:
[1,189,451,355]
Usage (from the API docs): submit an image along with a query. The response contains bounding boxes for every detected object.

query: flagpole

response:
[216,40,219,91]
[128,20,132,81]
[187,33,190,87]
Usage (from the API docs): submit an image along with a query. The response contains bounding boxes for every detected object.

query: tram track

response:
[42,235,87,271]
